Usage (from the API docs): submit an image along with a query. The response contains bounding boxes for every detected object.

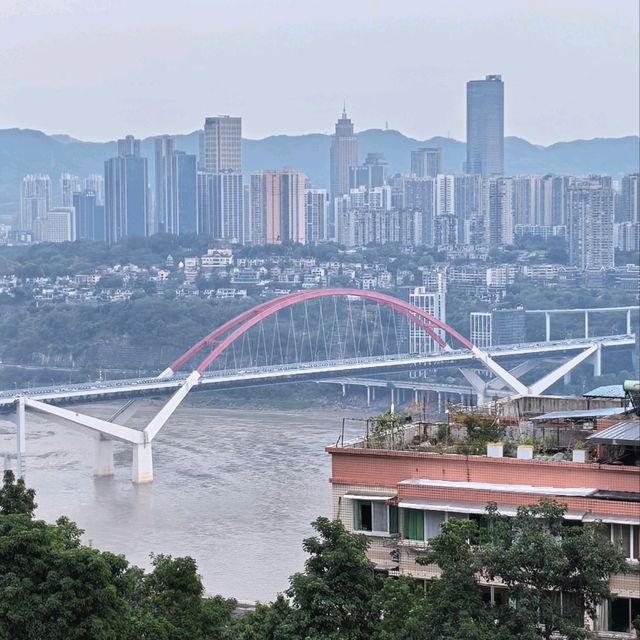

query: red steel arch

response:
[183,288,473,375]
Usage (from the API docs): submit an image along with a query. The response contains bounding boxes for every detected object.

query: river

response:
[0,398,367,602]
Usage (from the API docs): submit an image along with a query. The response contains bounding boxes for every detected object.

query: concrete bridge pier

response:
[10,398,27,479]
[592,344,602,377]
[132,442,153,484]
[94,436,114,477]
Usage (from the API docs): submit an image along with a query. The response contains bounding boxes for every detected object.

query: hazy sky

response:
[1,0,638,144]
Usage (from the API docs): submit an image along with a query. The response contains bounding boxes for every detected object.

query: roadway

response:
[0,334,634,409]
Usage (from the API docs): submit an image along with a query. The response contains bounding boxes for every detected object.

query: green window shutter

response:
[354,501,362,530]
[389,506,399,534]
[404,509,424,540]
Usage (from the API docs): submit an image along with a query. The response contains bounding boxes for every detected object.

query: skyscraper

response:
[200,116,242,173]
[567,184,614,270]
[485,177,514,247]
[305,189,329,243]
[60,173,82,207]
[154,137,197,236]
[20,174,51,231]
[197,171,244,241]
[330,108,358,201]
[117,135,140,157]
[84,174,104,206]
[466,74,504,177]
[621,174,639,223]
[348,153,388,192]
[73,190,105,241]
[251,169,306,244]
[104,136,148,243]
[411,148,442,178]
[154,135,176,233]
[408,286,446,355]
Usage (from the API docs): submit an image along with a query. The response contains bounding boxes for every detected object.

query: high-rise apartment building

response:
[154,136,176,233]
[73,190,105,241]
[155,137,197,236]
[32,207,75,243]
[305,189,329,243]
[251,169,306,244]
[104,136,148,243]
[349,153,388,192]
[567,184,614,270]
[435,175,455,216]
[168,152,197,236]
[197,171,244,241]
[408,286,446,355]
[330,108,358,201]
[200,116,242,173]
[466,74,504,177]
[20,174,51,231]
[117,135,141,157]
[411,147,442,178]
[621,174,639,223]
[84,174,104,206]
[485,177,513,247]
[60,173,82,207]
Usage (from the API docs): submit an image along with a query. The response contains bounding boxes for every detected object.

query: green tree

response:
[481,500,627,640]
[0,470,36,516]
[286,517,379,640]
[0,514,135,639]
[414,519,506,640]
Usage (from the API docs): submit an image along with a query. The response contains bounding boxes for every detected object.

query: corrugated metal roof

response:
[531,406,631,421]
[587,420,640,446]
[583,384,626,399]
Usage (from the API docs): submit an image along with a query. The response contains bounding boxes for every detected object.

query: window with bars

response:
[402,509,469,541]
[353,500,398,535]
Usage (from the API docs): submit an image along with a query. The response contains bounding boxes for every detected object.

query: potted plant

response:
[571,440,587,463]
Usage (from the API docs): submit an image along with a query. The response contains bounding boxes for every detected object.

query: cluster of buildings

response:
[12,75,639,273]
[327,385,640,634]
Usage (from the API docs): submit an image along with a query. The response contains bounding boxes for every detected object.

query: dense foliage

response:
[0,472,629,639]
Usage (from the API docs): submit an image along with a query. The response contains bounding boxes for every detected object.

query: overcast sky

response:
[1,0,638,144]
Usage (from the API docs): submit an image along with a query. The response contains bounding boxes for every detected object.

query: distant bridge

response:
[0,288,634,484]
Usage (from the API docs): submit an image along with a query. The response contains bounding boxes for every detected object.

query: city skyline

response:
[1,1,637,144]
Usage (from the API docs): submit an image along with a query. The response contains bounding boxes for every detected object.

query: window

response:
[404,508,425,540]
[605,597,640,633]
[609,523,640,561]
[549,591,583,627]
[403,510,471,542]
[353,500,398,534]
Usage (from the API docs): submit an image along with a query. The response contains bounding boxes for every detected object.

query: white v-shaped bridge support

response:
[20,371,202,483]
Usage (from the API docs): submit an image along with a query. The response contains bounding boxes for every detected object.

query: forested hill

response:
[0,128,638,214]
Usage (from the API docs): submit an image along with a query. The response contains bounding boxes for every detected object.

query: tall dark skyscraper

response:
[466,74,504,177]
[73,190,105,241]
[104,136,148,243]
[155,136,197,236]
[330,108,358,201]
[154,135,176,233]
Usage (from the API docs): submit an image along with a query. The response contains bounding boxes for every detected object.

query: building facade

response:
[104,136,149,243]
[20,174,51,231]
[200,116,242,173]
[466,74,504,177]
[408,286,446,355]
[330,108,358,202]
[411,147,442,179]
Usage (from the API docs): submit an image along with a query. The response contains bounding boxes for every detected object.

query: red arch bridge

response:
[2,289,632,483]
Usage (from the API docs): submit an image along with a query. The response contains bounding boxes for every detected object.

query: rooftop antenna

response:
[385,120,389,130]
[342,99,347,118]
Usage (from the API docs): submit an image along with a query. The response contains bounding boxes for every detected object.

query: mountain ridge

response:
[0,128,638,215]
